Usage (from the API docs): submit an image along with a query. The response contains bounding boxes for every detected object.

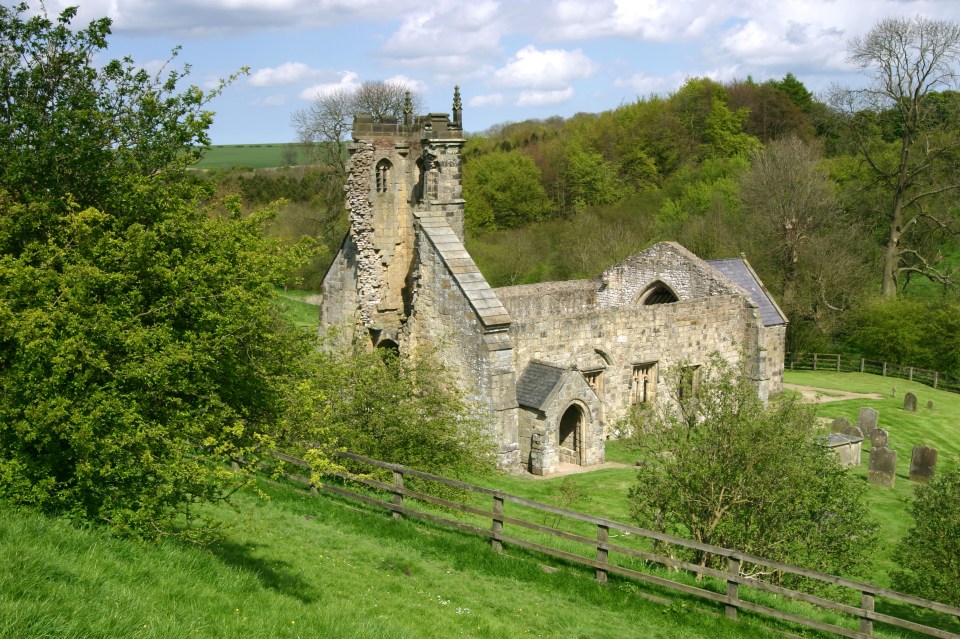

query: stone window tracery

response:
[375,159,391,193]
[631,362,657,404]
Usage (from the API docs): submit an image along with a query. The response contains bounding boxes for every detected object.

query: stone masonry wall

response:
[508,295,755,432]
[406,227,520,467]
[318,235,361,347]
[343,142,382,333]
[596,242,743,307]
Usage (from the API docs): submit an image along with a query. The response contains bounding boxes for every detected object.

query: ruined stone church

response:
[319,92,787,474]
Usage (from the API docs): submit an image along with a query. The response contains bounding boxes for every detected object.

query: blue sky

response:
[40,0,960,145]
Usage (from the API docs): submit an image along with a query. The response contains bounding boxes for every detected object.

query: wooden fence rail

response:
[786,353,960,395]
[263,449,960,639]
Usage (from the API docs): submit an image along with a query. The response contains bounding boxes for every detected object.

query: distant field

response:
[192,143,300,170]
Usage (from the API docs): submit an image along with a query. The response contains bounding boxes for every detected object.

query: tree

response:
[624,354,876,581]
[291,80,423,174]
[462,149,556,230]
[892,466,960,606]
[834,16,960,297]
[0,3,321,541]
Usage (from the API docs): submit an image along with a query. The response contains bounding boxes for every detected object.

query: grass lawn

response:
[0,478,777,639]
[275,289,321,329]
[784,369,960,588]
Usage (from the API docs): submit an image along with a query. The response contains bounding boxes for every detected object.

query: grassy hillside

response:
[0,478,772,639]
[193,143,297,170]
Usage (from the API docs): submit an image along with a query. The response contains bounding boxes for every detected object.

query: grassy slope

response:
[193,144,295,170]
[783,370,960,588]
[0,479,773,639]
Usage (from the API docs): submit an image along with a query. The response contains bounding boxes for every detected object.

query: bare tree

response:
[290,81,424,175]
[832,16,960,297]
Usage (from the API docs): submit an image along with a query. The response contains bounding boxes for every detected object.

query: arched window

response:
[638,281,679,305]
[375,159,391,193]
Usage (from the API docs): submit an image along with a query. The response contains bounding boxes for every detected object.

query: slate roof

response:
[515,361,565,411]
[706,258,787,326]
[418,216,512,328]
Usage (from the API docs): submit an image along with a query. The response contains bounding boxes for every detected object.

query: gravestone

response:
[903,392,917,412]
[820,433,863,468]
[857,407,879,438]
[831,417,863,439]
[868,447,897,488]
[909,445,938,483]
[871,428,888,450]
[927,400,934,410]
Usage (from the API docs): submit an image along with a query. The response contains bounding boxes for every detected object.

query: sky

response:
[37,0,960,145]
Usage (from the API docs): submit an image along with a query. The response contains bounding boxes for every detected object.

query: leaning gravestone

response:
[871,428,889,450]
[857,407,879,438]
[903,392,917,412]
[831,417,863,439]
[909,445,938,483]
[869,447,897,488]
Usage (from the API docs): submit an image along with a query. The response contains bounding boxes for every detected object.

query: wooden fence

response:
[787,353,960,395]
[264,449,960,639]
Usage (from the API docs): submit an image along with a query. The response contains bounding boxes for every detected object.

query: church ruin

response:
[319,91,787,475]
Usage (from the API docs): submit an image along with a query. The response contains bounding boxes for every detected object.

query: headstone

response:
[857,407,879,438]
[871,428,888,450]
[868,447,897,488]
[891,387,896,397]
[909,445,938,483]
[831,417,863,439]
[903,392,917,412]
[927,400,933,410]
[820,433,863,468]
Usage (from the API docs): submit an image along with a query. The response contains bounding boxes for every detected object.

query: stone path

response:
[784,383,884,404]
[529,460,632,479]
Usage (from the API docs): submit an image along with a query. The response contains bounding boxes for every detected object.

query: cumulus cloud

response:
[491,45,597,89]
[298,71,361,101]
[385,75,429,94]
[468,93,504,107]
[516,87,574,106]
[249,62,326,87]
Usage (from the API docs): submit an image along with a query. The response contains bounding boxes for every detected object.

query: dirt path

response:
[783,383,885,404]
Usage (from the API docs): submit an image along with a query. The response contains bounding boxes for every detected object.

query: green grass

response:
[0,479,776,639]
[275,289,321,329]
[193,143,299,170]
[784,370,960,587]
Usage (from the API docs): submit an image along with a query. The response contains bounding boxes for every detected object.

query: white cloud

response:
[492,45,597,89]
[249,62,325,87]
[516,87,574,106]
[253,94,288,106]
[468,92,504,107]
[298,71,360,101]
[385,75,429,94]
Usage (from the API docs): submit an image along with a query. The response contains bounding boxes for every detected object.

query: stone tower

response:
[324,89,467,348]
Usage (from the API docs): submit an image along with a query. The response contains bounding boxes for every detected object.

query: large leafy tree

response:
[625,355,876,582]
[0,3,320,540]
[833,16,960,297]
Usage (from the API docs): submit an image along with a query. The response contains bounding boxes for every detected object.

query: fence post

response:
[726,557,741,621]
[909,367,914,382]
[882,362,887,377]
[836,354,841,371]
[813,353,818,371]
[860,591,875,636]
[596,524,609,584]
[934,371,939,389]
[861,358,865,373]
[491,494,504,553]
[392,471,404,520]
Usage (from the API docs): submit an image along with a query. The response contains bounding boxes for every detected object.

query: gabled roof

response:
[706,258,787,326]
[515,361,566,411]
[418,215,512,328]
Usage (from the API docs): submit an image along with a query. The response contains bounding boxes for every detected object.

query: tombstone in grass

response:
[927,400,934,410]
[908,445,938,483]
[868,447,897,488]
[903,392,917,412]
[857,407,879,438]
[871,428,889,450]
[831,417,863,439]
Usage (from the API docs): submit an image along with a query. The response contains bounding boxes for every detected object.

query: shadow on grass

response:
[208,539,318,604]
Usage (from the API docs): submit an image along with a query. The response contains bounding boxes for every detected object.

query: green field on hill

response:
[192,143,299,170]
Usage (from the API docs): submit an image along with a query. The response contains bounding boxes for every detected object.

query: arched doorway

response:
[558,404,583,465]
